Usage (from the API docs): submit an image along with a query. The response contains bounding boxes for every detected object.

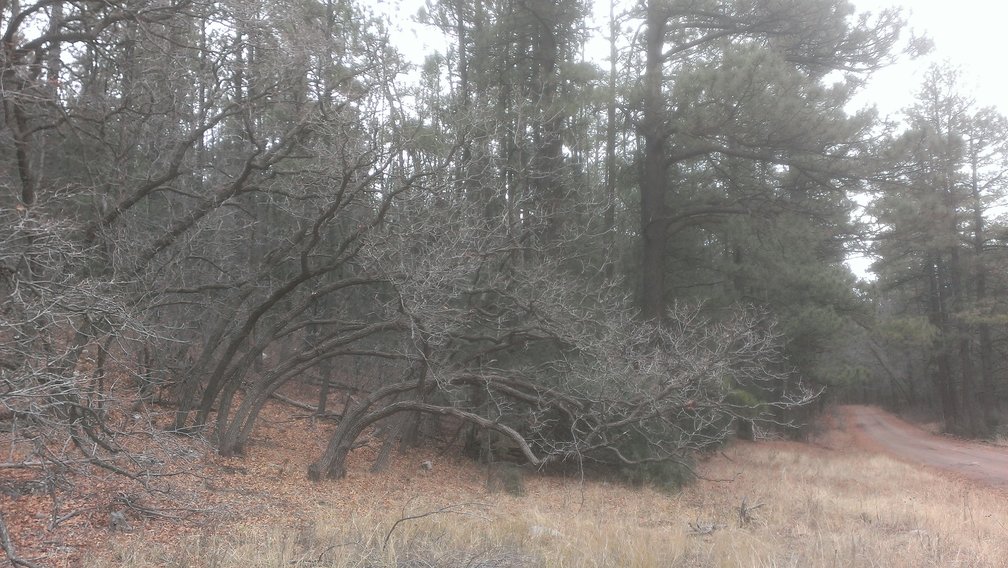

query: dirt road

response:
[840,405,1008,488]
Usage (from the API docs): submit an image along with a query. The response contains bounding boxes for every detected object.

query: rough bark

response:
[970,143,995,425]
[639,1,669,321]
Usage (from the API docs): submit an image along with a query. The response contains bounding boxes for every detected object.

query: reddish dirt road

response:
[840,405,1008,488]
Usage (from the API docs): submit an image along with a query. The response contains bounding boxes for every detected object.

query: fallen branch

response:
[739,496,764,527]
[269,393,347,421]
[687,519,724,536]
[49,510,82,530]
[269,392,320,413]
[0,462,47,469]
[114,493,183,520]
[0,510,43,568]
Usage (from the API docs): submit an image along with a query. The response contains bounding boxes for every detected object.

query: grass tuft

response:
[87,424,1008,567]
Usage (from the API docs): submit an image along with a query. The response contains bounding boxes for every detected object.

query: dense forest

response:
[3,0,1008,502]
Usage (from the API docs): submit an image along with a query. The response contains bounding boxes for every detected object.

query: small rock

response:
[109,510,130,532]
[420,460,433,471]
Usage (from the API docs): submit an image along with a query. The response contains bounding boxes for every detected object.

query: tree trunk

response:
[536,3,565,245]
[311,399,544,481]
[604,0,618,279]
[639,2,668,321]
[317,365,331,415]
[970,145,995,425]
[927,256,959,429]
[949,244,983,436]
[308,380,423,480]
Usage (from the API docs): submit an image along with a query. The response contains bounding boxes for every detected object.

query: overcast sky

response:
[850,0,1008,117]
[389,0,1004,117]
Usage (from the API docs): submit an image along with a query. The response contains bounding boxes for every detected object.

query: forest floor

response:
[5,401,1008,567]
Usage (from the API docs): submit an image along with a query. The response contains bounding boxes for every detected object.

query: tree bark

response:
[604,0,618,279]
[311,400,544,481]
[926,256,959,429]
[639,1,669,321]
[308,379,425,480]
[970,142,995,425]
[949,244,982,435]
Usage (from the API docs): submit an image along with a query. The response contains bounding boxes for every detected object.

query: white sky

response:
[850,0,1008,119]
[385,0,1005,120]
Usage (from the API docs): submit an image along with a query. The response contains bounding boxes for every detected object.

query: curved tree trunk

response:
[217,382,267,456]
[307,379,425,480]
[309,400,544,481]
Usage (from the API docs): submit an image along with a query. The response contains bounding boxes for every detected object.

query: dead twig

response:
[687,519,724,535]
[270,393,321,413]
[114,493,182,520]
[739,496,764,527]
[383,501,484,549]
[0,462,48,469]
[48,510,82,530]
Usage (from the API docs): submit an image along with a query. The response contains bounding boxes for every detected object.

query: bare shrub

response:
[307,188,818,480]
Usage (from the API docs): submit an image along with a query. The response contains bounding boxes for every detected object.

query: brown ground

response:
[7,402,1008,566]
[840,404,1008,489]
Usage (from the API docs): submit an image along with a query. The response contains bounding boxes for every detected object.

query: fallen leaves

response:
[3,380,663,567]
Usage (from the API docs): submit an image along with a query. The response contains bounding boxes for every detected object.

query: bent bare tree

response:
[307,191,816,480]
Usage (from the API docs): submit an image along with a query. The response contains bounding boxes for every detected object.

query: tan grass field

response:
[85,413,1008,568]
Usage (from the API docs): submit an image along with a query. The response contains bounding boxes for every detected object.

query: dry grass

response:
[83,416,1008,568]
